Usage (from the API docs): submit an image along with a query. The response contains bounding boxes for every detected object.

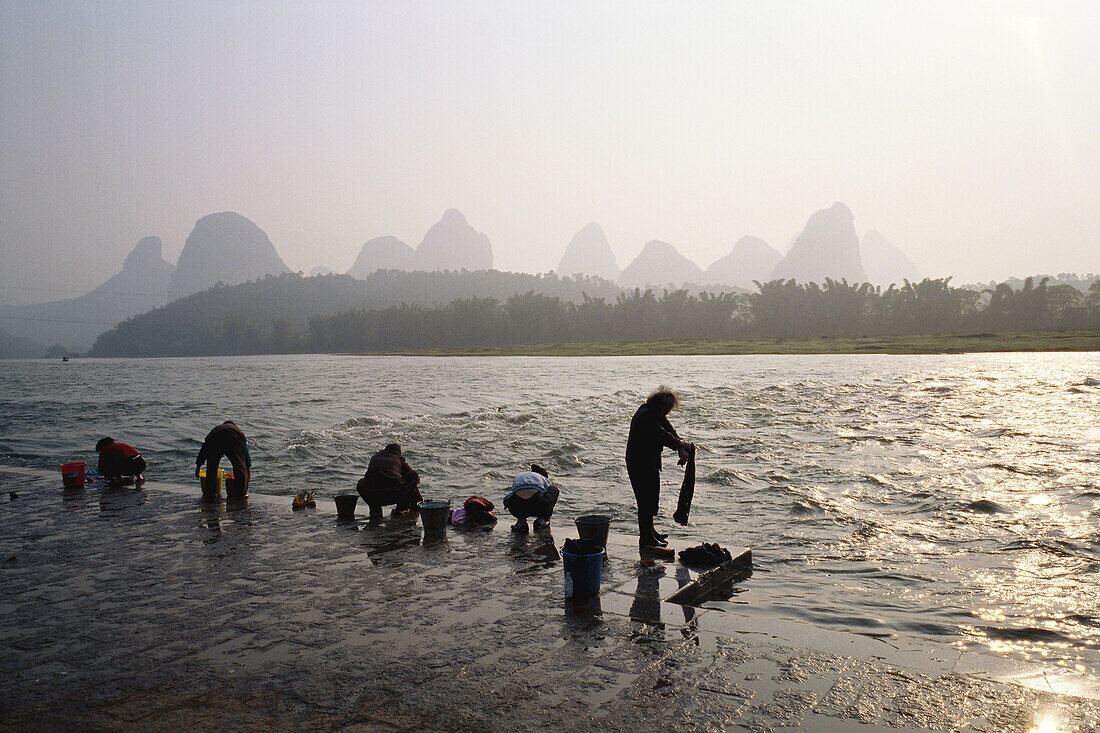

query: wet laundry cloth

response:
[672,444,696,525]
[462,496,497,525]
[562,538,603,556]
[677,543,731,567]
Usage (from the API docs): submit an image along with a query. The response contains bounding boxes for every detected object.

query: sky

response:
[1,0,1097,305]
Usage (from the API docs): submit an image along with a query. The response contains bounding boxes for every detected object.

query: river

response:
[2,352,1098,671]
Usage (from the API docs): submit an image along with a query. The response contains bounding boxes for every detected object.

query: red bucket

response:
[60,462,86,490]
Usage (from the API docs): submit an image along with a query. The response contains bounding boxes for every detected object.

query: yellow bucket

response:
[199,468,224,497]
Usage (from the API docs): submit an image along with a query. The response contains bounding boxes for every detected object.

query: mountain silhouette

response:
[0,235,175,351]
[771,202,867,284]
[415,209,493,272]
[860,230,921,286]
[555,222,620,282]
[310,265,335,277]
[618,240,704,289]
[704,236,782,289]
[168,212,290,300]
[347,236,416,278]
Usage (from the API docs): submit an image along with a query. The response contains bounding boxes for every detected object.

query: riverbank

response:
[362,329,1100,357]
[2,465,1098,731]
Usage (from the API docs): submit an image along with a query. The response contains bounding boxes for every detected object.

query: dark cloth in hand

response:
[673,444,696,525]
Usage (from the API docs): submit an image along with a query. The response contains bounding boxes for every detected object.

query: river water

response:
[2,353,1098,671]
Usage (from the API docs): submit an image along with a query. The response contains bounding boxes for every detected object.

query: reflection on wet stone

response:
[1,465,1099,731]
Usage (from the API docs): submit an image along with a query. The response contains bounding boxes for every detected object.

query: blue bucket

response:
[561,546,604,601]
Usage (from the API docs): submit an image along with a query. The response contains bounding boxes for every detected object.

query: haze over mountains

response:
[771,202,867,284]
[554,202,916,290]
[168,212,291,301]
[618,240,705,290]
[860,229,922,286]
[0,236,175,351]
[704,237,782,289]
[347,209,493,277]
[4,200,1036,356]
[555,223,621,283]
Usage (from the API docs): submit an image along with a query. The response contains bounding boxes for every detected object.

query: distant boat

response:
[61,356,69,362]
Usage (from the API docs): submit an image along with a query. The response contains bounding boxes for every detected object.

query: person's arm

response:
[195,443,206,479]
[655,416,683,450]
[658,415,694,462]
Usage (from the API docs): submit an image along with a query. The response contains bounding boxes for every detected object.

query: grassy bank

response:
[356,330,1100,357]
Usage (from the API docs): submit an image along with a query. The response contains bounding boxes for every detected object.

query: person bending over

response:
[195,421,251,500]
[96,437,146,485]
[626,387,693,548]
[504,464,560,533]
[356,443,422,519]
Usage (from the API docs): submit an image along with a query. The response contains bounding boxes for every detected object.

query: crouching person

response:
[96,437,147,485]
[195,421,251,500]
[504,464,560,533]
[357,443,422,519]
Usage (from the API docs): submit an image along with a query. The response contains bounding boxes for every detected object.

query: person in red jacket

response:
[357,443,421,518]
[95,437,147,485]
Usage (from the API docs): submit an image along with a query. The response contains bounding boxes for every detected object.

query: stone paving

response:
[2,464,1099,732]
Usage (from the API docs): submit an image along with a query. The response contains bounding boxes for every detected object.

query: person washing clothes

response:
[626,387,694,549]
[504,464,560,533]
[357,443,422,519]
[195,421,251,500]
[95,437,146,485]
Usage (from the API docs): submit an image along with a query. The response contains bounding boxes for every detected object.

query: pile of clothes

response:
[562,538,604,556]
[677,543,732,568]
[450,496,497,527]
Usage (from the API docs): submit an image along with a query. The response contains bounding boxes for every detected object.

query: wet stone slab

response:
[1,465,1098,732]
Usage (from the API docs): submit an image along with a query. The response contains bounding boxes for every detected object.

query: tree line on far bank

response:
[90,272,1100,356]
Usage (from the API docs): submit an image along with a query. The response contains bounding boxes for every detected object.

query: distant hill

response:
[0,327,46,359]
[556,223,620,282]
[168,212,290,300]
[0,235,174,351]
[964,273,1100,294]
[705,236,782,289]
[91,269,620,357]
[771,202,867,284]
[309,265,335,277]
[861,230,921,286]
[619,240,704,289]
[415,209,493,272]
[347,236,417,278]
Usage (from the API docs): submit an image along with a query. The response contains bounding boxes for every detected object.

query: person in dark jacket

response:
[195,421,251,500]
[95,437,146,484]
[626,387,693,548]
[503,464,560,533]
[357,443,422,518]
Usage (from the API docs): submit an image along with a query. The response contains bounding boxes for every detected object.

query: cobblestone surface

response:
[2,465,1098,732]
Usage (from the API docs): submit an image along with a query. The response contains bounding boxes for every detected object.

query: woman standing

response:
[626,387,693,548]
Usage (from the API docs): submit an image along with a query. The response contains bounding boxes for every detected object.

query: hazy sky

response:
[2,1,1097,304]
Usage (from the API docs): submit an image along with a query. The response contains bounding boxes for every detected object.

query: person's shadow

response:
[508,529,559,574]
[630,563,664,624]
